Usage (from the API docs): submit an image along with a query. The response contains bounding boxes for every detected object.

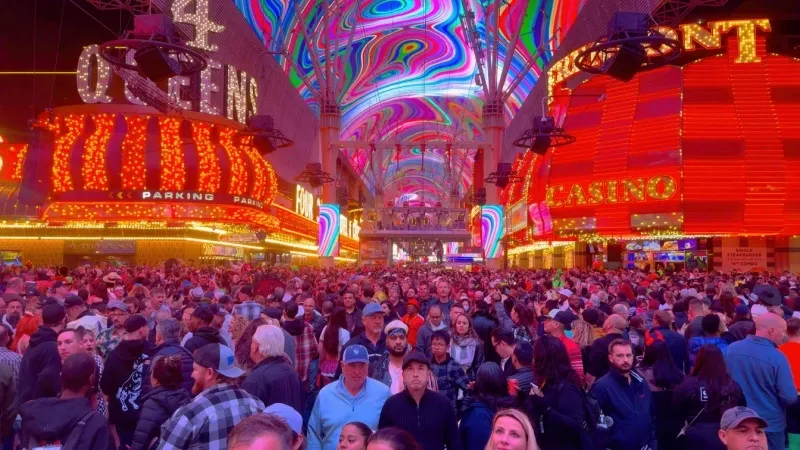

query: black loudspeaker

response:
[603,43,647,82]
[495,163,512,189]
[531,116,556,155]
[134,46,181,82]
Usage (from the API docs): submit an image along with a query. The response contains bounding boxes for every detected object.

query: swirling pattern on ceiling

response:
[234,0,585,203]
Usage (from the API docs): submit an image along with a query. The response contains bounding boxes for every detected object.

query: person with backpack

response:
[590,338,657,450]
[524,335,593,450]
[101,315,154,450]
[152,318,194,393]
[20,352,114,450]
[130,355,191,450]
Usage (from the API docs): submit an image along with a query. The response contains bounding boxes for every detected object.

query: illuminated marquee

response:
[139,191,264,209]
[75,0,258,123]
[546,19,772,100]
[546,176,677,208]
[295,185,317,221]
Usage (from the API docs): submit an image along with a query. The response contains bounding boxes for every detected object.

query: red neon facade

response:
[504,30,800,243]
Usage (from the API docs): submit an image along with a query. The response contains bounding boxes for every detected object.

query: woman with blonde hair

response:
[485,409,538,450]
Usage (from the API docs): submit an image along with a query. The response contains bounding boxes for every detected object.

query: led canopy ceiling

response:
[235,0,586,202]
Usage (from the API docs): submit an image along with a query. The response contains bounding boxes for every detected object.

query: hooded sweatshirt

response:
[100,338,153,432]
[130,386,192,450]
[184,326,222,353]
[20,397,113,450]
[17,326,61,403]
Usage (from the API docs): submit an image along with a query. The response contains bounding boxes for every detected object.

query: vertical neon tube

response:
[318,204,340,257]
[481,205,504,259]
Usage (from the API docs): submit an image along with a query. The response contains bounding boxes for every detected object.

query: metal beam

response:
[322,0,333,101]
[336,140,485,150]
[498,5,526,99]
[337,16,358,102]
[459,0,490,99]
[293,2,328,97]
[285,53,321,98]
[489,1,501,98]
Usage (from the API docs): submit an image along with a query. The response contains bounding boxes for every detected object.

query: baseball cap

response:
[342,344,370,364]
[52,280,70,289]
[64,295,85,308]
[190,286,205,300]
[363,303,384,317]
[194,343,245,378]
[558,288,573,297]
[385,320,408,336]
[735,303,750,316]
[107,300,129,313]
[402,351,430,370]
[192,305,214,324]
[407,299,420,309]
[124,314,148,333]
[264,403,302,435]
[720,407,767,430]
[553,310,578,330]
[263,307,282,320]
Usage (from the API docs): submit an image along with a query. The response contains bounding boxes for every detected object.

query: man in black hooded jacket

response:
[18,301,65,403]
[101,314,153,449]
[21,352,113,450]
[184,306,223,353]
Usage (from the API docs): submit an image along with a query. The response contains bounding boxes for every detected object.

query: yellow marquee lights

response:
[547,18,772,100]
[76,45,112,104]
[121,115,148,190]
[82,114,114,190]
[199,59,223,115]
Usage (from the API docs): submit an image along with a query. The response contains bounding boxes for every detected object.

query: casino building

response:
[0,105,359,266]
[502,14,800,273]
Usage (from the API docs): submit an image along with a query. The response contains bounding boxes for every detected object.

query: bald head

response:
[604,314,627,334]
[755,312,788,346]
[612,304,629,320]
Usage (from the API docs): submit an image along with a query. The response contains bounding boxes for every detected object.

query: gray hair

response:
[252,325,285,358]
[156,318,181,341]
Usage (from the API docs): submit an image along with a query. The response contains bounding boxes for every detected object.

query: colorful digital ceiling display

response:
[234,0,585,202]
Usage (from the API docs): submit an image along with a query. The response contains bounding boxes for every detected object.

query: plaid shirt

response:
[0,347,21,384]
[430,354,470,411]
[290,321,318,382]
[232,301,264,321]
[157,383,265,450]
[96,327,121,360]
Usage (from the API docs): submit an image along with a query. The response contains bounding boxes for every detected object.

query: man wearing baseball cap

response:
[370,320,410,394]
[307,344,390,450]
[339,303,387,375]
[158,343,264,450]
[718,407,768,450]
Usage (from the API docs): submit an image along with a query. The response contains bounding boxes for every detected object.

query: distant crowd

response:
[1,262,798,450]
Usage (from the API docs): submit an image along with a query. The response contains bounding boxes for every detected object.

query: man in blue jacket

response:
[726,312,797,450]
[590,338,657,450]
[646,310,690,373]
[308,344,390,450]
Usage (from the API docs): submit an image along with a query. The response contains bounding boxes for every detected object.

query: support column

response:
[481,101,505,269]
[319,102,341,268]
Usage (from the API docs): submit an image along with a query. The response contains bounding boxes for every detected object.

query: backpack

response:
[581,389,612,450]
[27,410,97,450]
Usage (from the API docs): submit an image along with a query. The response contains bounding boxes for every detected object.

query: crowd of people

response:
[0,261,798,450]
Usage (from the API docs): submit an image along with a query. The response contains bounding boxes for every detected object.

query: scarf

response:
[450,334,477,370]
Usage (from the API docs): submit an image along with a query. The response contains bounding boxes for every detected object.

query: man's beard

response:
[389,346,407,357]
[6,313,20,327]
[192,378,206,395]
[615,363,632,373]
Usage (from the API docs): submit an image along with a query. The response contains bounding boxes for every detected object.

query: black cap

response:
[192,306,214,324]
[402,351,431,370]
[554,310,578,330]
[42,302,66,326]
[64,295,85,308]
[263,307,282,320]
[239,285,253,296]
[124,314,148,333]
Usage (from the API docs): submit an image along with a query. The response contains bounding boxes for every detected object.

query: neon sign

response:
[545,175,677,208]
[547,19,772,100]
